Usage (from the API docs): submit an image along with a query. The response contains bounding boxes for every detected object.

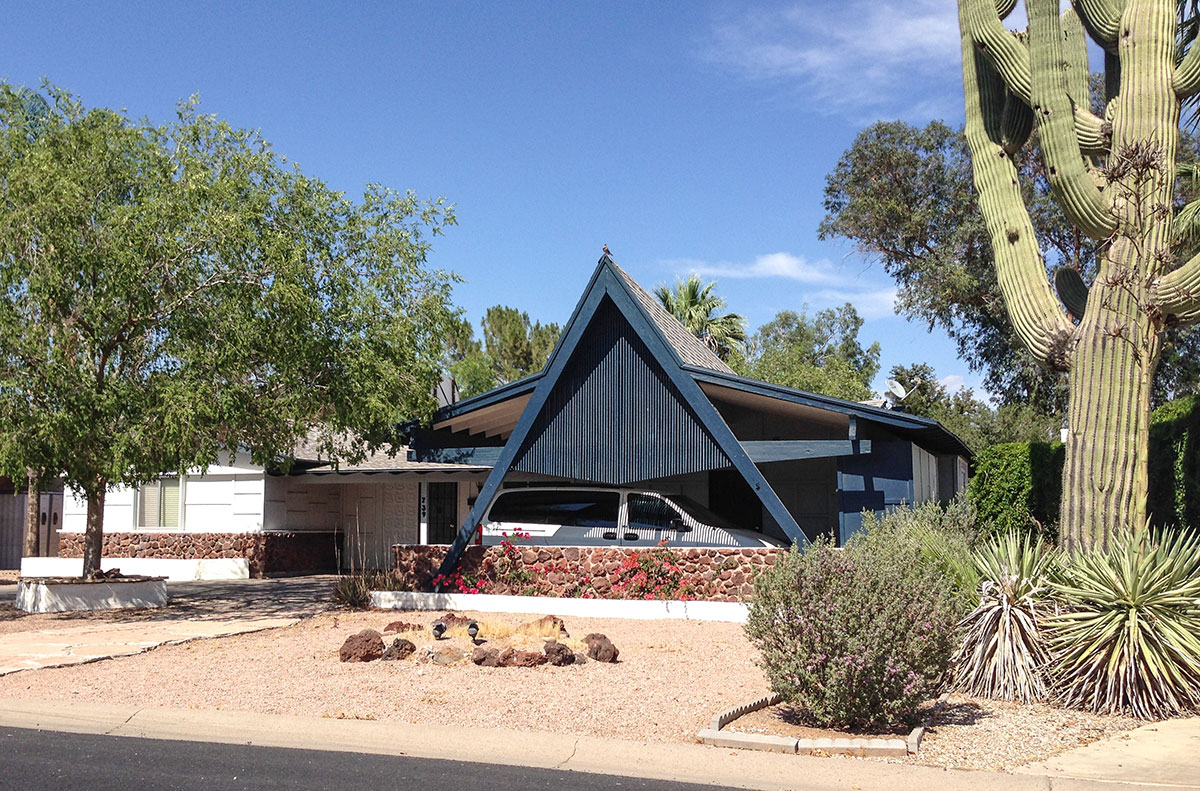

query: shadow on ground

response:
[0,576,338,626]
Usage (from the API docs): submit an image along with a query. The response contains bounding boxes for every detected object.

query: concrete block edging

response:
[698,691,946,759]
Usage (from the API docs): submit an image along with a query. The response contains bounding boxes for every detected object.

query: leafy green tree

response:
[653,275,747,361]
[887,363,1059,452]
[0,85,458,576]
[447,306,560,397]
[743,305,881,401]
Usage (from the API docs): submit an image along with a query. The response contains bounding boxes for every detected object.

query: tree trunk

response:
[82,487,106,579]
[22,469,39,558]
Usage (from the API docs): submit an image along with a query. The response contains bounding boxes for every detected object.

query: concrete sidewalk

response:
[0,617,298,675]
[1018,716,1200,788]
[0,698,1194,791]
[0,575,337,675]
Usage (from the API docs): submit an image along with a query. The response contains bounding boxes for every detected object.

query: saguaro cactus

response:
[959,0,1200,549]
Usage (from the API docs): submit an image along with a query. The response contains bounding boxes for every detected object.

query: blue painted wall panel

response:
[836,441,914,544]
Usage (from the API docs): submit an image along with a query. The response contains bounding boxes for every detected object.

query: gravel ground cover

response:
[728,694,1141,771]
[0,606,1148,767]
[0,610,765,743]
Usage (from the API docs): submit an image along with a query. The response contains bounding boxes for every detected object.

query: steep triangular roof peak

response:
[600,255,735,375]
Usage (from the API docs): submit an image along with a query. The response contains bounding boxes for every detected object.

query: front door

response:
[427,482,458,544]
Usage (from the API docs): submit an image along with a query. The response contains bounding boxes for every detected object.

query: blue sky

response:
[5,0,994,397]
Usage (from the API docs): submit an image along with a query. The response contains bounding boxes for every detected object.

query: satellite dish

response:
[886,379,908,400]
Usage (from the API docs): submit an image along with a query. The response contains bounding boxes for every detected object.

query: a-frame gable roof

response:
[608,261,736,375]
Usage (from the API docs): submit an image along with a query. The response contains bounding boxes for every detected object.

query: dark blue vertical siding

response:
[512,297,731,484]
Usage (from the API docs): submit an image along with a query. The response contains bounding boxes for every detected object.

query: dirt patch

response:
[0,610,765,744]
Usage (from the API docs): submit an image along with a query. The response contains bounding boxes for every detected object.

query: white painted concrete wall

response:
[21,555,249,580]
[61,458,266,535]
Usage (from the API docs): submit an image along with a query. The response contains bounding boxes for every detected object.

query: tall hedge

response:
[969,396,1200,534]
[968,442,1065,538]
[1148,395,1200,530]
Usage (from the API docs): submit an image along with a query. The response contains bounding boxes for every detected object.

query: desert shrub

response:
[858,496,980,612]
[952,531,1056,703]
[332,569,411,608]
[968,442,1064,540]
[745,534,959,730]
[1045,528,1200,719]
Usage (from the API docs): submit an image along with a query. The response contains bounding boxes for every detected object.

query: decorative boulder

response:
[383,620,422,634]
[339,629,385,663]
[524,615,569,637]
[432,645,467,666]
[471,646,502,667]
[573,652,588,665]
[381,638,416,661]
[543,641,575,666]
[584,633,619,663]
[498,647,546,667]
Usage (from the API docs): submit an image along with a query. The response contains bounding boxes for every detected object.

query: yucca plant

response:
[952,531,1055,703]
[1046,528,1200,719]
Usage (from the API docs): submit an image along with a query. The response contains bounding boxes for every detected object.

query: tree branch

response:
[1028,0,1117,240]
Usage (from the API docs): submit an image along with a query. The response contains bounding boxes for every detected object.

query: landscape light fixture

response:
[467,621,479,640]
[431,621,447,640]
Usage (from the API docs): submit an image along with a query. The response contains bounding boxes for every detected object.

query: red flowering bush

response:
[607,541,700,600]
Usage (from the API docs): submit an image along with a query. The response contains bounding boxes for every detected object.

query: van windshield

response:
[662,494,742,530]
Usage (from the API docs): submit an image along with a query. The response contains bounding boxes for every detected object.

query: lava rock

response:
[543,641,575,666]
[381,638,416,661]
[432,613,472,631]
[339,629,385,662]
[471,646,501,667]
[583,633,619,663]
[573,652,588,665]
[510,650,547,668]
[383,620,422,634]
[432,645,467,666]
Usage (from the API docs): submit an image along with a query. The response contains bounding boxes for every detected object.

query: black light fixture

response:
[467,621,479,640]
[431,621,446,639]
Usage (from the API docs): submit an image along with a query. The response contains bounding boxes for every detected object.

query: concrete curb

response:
[0,697,1135,791]
[698,691,933,759]
[371,590,749,622]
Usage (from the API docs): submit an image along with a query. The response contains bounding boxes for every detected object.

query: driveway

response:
[0,575,337,675]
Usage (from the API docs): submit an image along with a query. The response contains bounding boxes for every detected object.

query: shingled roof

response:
[610,260,736,375]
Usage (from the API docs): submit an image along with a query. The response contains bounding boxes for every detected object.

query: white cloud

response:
[705,0,962,120]
[939,374,966,392]
[808,287,898,320]
[667,252,841,284]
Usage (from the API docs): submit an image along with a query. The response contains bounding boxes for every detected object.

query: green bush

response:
[745,530,960,730]
[968,442,1064,539]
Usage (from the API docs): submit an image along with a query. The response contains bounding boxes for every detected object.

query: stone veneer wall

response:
[58,531,342,577]
[392,544,781,602]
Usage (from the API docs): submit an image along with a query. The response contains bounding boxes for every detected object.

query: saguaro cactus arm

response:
[1071,0,1123,50]
[1174,46,1200,98]
[1028,0,1118,240]
[964,0,1111,155]
[960,14,1077,367]
[1152,253,1200,322]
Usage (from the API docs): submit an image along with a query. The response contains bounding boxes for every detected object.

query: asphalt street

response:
[0,727,727,791]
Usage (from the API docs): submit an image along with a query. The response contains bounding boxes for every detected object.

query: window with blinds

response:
[138,477,180,529]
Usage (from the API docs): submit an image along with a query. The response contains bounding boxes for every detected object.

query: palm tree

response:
[653,275,747,361]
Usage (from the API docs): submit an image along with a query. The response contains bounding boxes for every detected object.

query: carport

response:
[408,255,971,580]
